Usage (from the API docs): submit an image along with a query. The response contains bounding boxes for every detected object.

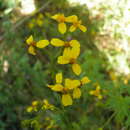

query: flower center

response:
[70,58,76,64]
[31,41,36,46]
[64,42,70,47]
[58,15,66,22]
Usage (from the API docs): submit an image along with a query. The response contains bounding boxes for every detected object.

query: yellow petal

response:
[58,23,67,34]
[51,38,65,47]
[71,47,80,59]
[51,14,59,20]
[63,48,71,58]
[65,78,73,89]
[51,84,63,92]
[69,25,76,32]
[73,88,81,99]
[26,106,33,112]
[72,80,81,88]
[36,40,49,48]
[79,25,87,32]
[28,46,36,55]
[56,73,62,84]
[26,35,33,45]
[57,56,69,64]
[69,40,80,48]
[81,76,90,85]
[62,94,73,106]
[72,63,82,75]
[65,79,80,89]
[66,15,78,23]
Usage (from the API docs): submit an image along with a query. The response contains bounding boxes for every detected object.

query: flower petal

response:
[69,25,76,32]
[71,47,80,59]
[51,84,63,92]
[51,14,59,20]
[79,25,87,32]
[28,46,36,55]
[56,73,62,84]
[73,88,81,99]
[66,15,78,23]
[69,40,80,48]
[72,63,82,75]
[62,94,73,106]
[26,35,33,45]
[57,56,69,64]
[58,23,67,34]
[36,40,49,48]
[81,76,90,85]
[51,38,65,47]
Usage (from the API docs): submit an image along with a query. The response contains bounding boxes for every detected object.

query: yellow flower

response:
[51,38,80,48]
[26,35,49,55]
[42,99,55,110]
[81,76,91,85]
[36,13,44,27]
[73,76,90,99]
[89,85,102,99]
[28,18,35,29]
[26,100,39,112]
[48,73,80,106]
[58,47,81,75]
[52,14,68,34]
[66,15,87,32]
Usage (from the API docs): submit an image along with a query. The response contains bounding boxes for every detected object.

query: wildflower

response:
[28,18,35,29]
[66,15,87,32]
[26,100,39,112]
[26,35,49,55]
[73,76,90,99]
[36,13,44,27]
[52,14,68,34]
[42,99,55,110]
[89,85,102,99]
[51,38,80,48]
[48,73,80,106]
[58,47,81,75]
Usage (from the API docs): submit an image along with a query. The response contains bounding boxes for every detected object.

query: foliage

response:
[0,0,130,130]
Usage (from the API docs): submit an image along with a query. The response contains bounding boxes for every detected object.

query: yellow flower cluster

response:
[48,73,90,106]
[28,13,44,29]
[26,99,54,113]
[89,85,102,99]
[26,35,49,55]
[25,13,90,107]
[52,14,87,34]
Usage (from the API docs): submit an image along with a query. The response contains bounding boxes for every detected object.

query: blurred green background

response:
[0,0,130,129]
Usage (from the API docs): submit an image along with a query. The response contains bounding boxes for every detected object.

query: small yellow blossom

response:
[81,76,91,85]
[52,14,68,34]
[66,15,87,32]
[26,35,49,55]
[51,38,80,48]
[58,47,81,75]
[26,100,39,112]
[28,18,35,29]
[89,85,102,99]
[42,99,55,110]
[36,13,44,27]
[73,76,90,99]
[48,73,80,106]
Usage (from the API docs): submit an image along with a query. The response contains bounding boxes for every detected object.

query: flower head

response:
[66,15,87,32]
[42,99,55,110]
[58,47,81,75]
[52,14,68,34]
[26,35,49,55]
[48,73,80,106]
[26,100,39,112]
[89,85,102,99]
[51,38,80,48]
